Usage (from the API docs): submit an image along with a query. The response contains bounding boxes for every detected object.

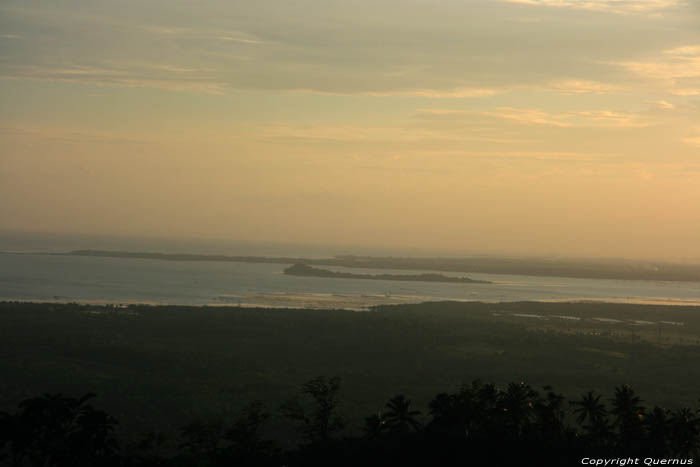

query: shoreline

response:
[3,296,700,309]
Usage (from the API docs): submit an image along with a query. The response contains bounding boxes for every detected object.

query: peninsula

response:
[283,263,490,284]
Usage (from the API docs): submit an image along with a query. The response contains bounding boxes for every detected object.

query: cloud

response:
[415,149,606,162]
[648,100,675,110]
[683,136,700,147]
[0,63,228,95]
[485,107,648,128]
[487,107,572,127]
[0,125,152,146]
[143,24,264,44]
[290,87,500,99]
[548,80,619,94]
[671,88,700,96]
[613,44,700,94]
[501,0,681,15]
[253,123,479,144]
[0,57,503,98]
[665,45,700,57]
[570,110,650,127]
[415,106,649,130]
[1,2,666,98]
[618,57,700,80]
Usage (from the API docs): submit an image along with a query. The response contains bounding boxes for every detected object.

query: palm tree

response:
[570,390,613,447]
[668,407,700,458]
[534,386,566,438]
[384,395,421,434]
[644,407,671,456]
[571,391,606,428]
[610,385,645,448]
[500,382,538,436]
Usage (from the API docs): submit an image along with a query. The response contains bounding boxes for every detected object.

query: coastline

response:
[3,296,700,310]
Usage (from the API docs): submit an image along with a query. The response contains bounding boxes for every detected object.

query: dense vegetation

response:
[1,378,698,466]
[1,301,699,465]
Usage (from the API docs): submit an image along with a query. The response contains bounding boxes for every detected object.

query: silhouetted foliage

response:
[280,376,344,444]
[1,380,698,466]
[384,394,422,434]
[0,393,118,467]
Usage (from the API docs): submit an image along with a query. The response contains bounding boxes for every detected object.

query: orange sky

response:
[1,0,699,260]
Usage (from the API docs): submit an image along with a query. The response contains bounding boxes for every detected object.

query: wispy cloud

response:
[415,149,607,162]
[501,0,681,15]
[683,133,700,148]
[648,100,676,110]
[671,88,700,96]
[0,125,152,146]
[414,106,649,129]
[548,80,619,94]
[289,87,500,99]
[486,107,648,128]
[487,107,572,127]
[253,123,474,144]
[571,110,649,127]
[143,24,264,45]
[613,44,700,95]
[0,63,228,95]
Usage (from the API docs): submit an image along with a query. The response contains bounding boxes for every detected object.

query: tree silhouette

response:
[610,385,645,449]
[500,381,538,436]
[570,390,612,448]
[363,413,387,439]
[2,381,699,466]
[178,419,224,459]
[1,393,118,467]
[280,376,344,444]
[384,395,422,434]
[534,385,566,439]
[571,391,606,427]
[645,406,671,457]
[669,407,700,458]
[224,400,277,464]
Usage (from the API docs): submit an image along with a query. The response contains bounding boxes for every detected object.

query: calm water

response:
[2,251,700,309]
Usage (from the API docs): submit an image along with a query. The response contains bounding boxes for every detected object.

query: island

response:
[283,263,491,284]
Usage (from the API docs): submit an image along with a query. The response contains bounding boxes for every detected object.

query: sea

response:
[2,232,700,310]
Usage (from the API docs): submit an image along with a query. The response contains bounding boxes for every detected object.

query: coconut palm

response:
[534,386,566,438]
[500,382,538,436]
[610,385,645,448]
[570,391,606,428]
[384,395,422,433]
[668,407,700,457]
[645,406,671,456]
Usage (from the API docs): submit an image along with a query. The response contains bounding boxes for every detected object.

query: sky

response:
[1,0,699,260]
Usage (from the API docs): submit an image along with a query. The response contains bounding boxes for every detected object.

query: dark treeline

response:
[1,377,698,467]
[64,250,700,282]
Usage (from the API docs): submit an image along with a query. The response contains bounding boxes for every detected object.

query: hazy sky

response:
[1,0,699,259]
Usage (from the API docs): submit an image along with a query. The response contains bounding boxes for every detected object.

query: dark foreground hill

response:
[1,300,699,465]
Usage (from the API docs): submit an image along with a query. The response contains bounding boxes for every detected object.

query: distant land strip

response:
[282,263,490,284]
[57,250,700,282]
